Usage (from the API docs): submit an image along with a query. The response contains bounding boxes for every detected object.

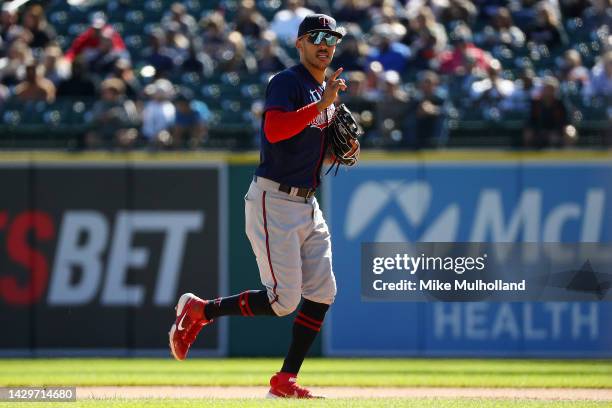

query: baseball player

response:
[169,14,352,399]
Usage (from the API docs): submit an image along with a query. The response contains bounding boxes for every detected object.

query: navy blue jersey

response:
[255,64,335,189]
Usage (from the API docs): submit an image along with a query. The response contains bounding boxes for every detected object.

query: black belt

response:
[254,176,316,199]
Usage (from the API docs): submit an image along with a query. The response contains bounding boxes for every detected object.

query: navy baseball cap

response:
[297,14,344,39]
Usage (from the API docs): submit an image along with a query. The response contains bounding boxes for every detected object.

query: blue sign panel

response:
[324,162,612,357]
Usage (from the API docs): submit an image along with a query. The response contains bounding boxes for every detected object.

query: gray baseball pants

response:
[244,176,336,316]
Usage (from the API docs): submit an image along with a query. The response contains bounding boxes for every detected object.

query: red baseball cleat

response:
[169,293,212,361]
[266,372,320,399]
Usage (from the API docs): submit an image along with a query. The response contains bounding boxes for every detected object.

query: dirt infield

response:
[77,386,612,400]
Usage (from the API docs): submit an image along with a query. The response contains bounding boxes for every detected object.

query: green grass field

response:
[1,358,610,388]
[0,399,610,408]
[1,359,610,408]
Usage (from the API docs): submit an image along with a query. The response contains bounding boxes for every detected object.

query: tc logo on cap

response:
[319,16,330,27]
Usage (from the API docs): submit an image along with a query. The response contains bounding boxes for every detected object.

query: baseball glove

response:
[327,103,363,170]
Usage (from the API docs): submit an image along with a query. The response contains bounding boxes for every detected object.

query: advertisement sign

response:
[0,163,226,355]
[324,162,612,356]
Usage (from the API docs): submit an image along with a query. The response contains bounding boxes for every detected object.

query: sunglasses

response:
[305,31,341,46]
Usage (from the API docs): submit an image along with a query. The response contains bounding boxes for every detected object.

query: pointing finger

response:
[328,67,343,83]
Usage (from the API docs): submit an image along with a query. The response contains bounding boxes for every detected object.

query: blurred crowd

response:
[0,0,610,149]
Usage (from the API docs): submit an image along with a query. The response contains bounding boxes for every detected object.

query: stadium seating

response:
[0,0,608,149]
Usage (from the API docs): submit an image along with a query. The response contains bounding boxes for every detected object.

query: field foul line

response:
[76,386,612,400]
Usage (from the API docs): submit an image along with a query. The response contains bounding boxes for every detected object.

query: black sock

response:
[280,299,329,375]
[204,290,275,319]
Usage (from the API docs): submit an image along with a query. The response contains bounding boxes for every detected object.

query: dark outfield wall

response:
[0,160,321,357]
[0,163,224,356]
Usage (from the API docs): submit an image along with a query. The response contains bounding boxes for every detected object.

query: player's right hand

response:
[317,68,347,111]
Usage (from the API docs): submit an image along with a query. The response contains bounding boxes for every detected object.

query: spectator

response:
[255,31,295,74]
[0,82,8,105]
[14,61,56,103]
[5,20,33,45]
[473,0,510,21]
[235,0,268,39]
[181,38,214,77]
[502,67,542,111]
[526,2,568,49]
[375,70,410,141]
[1,4,18,45]
[583,51,612,100]
[219,31,258,74]
[270,0,314,42]
[332,33,368,72]
[109,58,141,99]
[56,56,97,98]
[582,0,612,32]
[523,76,576,147]
[201,11,230,59]
[161,2,197,36]
[405,70,449,148]
[367,24,412,72]
[334,0,369,24]
[88,30,123,76]
[172,89,211,148]
[405,0,451,21]
[0,39,32,86]
[338,70,375,130]
[470,59,515,112]
[439,0,478,26]
[372,4,407,37]
[479,7,526,49]
[342,70,368,99]
[142,79,176,145]
[22,4,56,49]
[510,0,539,30]
[85,78,139,148]
[438,24,491,75]
[409,27,442,70]
[403,7,447,56]
[164,22,190,64]
[42,45,69,85]
[143,30,176,78]
[559,49,590,88]
[363,60,384,100]
[64,12,127,63]
[560,0,590,19]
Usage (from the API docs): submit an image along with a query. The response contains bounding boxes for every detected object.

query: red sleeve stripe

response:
[294,317,321,332]
[243,291,254,317]
[263,103,320,143]
[297,312,323,326]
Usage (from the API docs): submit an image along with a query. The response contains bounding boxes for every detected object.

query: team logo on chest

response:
[309,89,320,102]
